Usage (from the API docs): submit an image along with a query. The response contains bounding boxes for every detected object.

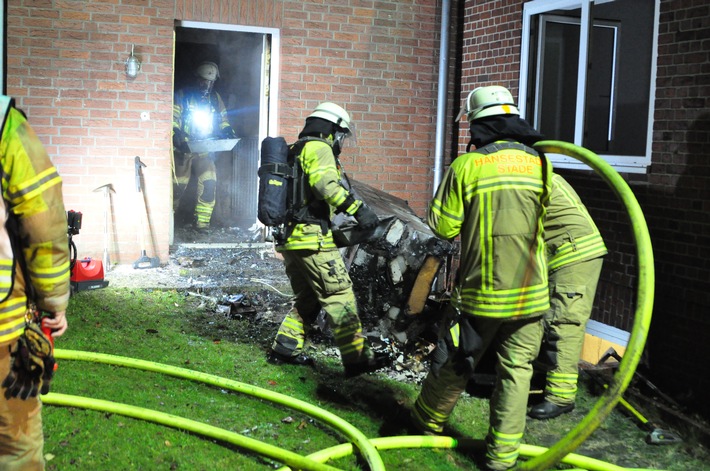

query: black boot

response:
[343,351,391,378]
[528,400,574,420]
[267,350,315,367]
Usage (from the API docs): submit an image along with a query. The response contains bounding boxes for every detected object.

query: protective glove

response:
[2,322,55,400]
[220,127,237,139]
[430,306,482,378]
[451,315,482,377]
[354,204,379,230]
[172,128,190,153]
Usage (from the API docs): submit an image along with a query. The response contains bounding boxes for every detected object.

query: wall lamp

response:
[125,44,141,78]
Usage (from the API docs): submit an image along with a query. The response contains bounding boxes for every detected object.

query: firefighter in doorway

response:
[172,61,236,230]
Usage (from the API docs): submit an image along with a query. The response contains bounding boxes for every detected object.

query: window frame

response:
[519,0,660,174]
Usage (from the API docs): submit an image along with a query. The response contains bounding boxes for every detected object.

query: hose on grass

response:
[49,349,648,471]
[42,392,339,471]
[514,141,655,470]
[275,436,629,471]
[52,349,385,471]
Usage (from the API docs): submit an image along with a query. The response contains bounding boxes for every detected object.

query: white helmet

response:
[308,102,351,131]
[457,85,519,122]
[195,61,220,81]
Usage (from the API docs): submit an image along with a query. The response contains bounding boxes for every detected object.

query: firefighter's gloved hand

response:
[172,128,189,153]
[430,314,482,378]
[451,316,482,377]
[430,334,452,378]
[2,323,56,400]
[220,127,237,139]
[354,204,378,230]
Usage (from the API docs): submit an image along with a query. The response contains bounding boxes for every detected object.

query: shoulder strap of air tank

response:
[474,140,539,157]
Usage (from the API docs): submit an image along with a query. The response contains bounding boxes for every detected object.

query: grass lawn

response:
[40,287,710,470]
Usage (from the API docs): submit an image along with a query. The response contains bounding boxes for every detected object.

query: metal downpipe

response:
[433,0,452,193]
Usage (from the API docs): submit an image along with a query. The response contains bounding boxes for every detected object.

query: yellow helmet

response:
[457,85,519,122]
[308,102,351,131]
[195,61,220,81]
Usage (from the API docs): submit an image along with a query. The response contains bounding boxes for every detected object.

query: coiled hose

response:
[50,349,385,471]
[46,351,641,471]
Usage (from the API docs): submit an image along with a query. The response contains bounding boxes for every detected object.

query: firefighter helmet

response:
[195,61,220,81]
[308,102,351,131]
[457,85,519,122]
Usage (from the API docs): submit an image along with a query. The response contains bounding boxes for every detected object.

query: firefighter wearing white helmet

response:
[411,85,553,471]
[458,85,520,122]
[172,60,236,231]
[307,102,355,156]
[267,101,390,378]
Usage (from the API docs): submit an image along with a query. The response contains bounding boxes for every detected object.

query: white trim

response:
[178,20,277,36]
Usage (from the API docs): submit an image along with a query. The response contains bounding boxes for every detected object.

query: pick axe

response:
[93,183,115,271]
[587,349,682,445]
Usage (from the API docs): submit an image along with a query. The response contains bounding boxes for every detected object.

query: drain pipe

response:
[433,0,452,194]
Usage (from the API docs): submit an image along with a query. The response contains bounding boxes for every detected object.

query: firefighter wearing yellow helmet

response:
[410,85,553,470]
[172,61,236,231]
[267,101,391,377]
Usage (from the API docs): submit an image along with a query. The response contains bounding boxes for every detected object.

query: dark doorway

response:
[173,22,278,244]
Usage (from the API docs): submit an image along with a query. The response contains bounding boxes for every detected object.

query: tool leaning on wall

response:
[92,183,115,272]
[133,156,160,269]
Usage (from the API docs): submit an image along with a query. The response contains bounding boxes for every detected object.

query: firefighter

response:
[267,102,390,377]
[410,86,552,470]
[172,61,236,230]
[0,96,70,469]
[528,173,607,419]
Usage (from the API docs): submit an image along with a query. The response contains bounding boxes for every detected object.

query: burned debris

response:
[333,180,454,347]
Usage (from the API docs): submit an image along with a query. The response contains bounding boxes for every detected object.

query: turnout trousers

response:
[272,249,373,365]
[538,257,604,406]
[413,315,543,470]
[0,340,45,471]
[173,151,217,228]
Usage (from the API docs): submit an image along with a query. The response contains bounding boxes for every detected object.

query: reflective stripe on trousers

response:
[272,249,372,364]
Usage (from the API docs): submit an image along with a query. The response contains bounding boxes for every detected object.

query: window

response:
[519,0,659,173]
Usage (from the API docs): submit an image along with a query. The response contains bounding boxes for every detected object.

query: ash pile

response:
[334,180,454,350]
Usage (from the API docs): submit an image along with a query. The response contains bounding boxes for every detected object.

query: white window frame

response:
[519,0,660,174]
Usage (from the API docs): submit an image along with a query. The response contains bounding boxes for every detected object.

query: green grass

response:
[41,287,710,470]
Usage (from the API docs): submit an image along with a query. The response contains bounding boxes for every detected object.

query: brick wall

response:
[277,1,441,207]
[8,0,177,265]
[6,0,441,265]
[642,0,710,419]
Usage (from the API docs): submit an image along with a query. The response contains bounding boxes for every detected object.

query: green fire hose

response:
[516,141,655,470]
[51,349,385,471]
[43,392,339,471]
